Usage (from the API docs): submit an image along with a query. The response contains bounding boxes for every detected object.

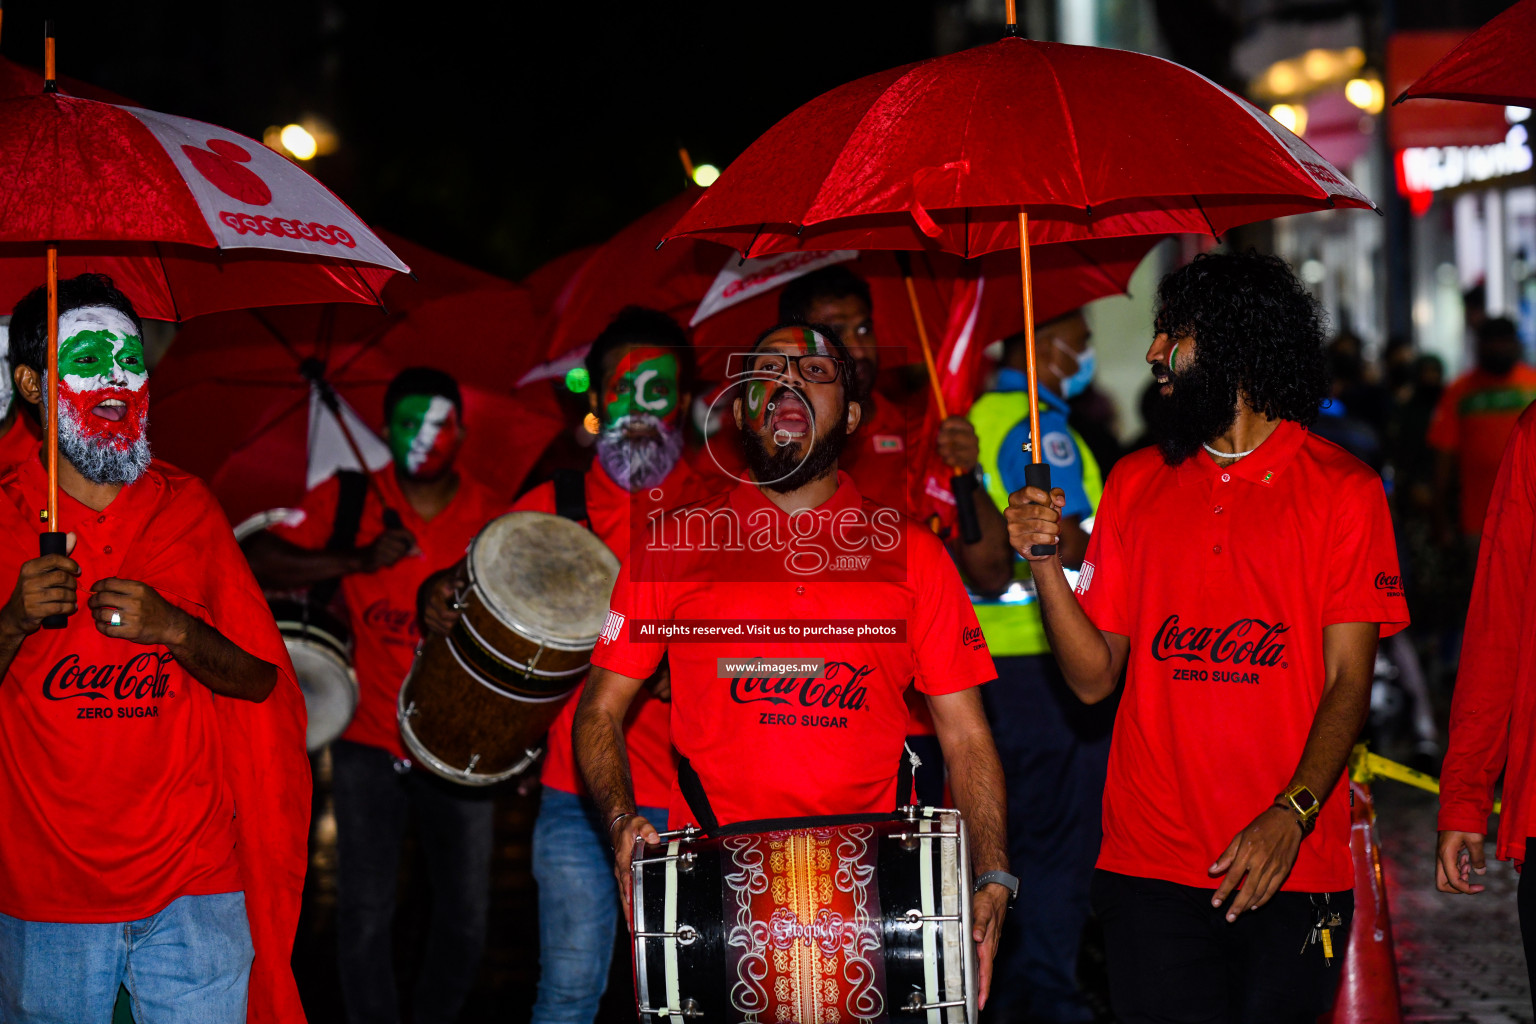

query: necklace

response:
[1203,442,1257,460]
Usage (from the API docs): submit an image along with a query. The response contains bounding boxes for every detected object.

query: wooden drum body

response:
[399,512,620,786]
[632,808,979,1024]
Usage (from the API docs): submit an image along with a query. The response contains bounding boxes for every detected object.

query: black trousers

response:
[1090,870,1352,1024]
[1518,842,1536,995]
[331,740,495,1024]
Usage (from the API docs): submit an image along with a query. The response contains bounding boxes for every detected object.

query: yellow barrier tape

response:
[1348,743,1501,815]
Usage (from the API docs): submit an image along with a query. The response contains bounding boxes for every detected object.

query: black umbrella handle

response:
[950,471,983,545]
[382,508,403,531]
[1023,463,1056,557]
[39,532,69,629]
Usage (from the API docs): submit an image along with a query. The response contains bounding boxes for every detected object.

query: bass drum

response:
[631,808,978,1024]
[399,511,620,785]
[270,599,357,753]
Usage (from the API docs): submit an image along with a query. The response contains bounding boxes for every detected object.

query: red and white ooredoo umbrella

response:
[0,32,407,539]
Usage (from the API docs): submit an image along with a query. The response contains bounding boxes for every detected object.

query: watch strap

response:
[973,869,1020,906]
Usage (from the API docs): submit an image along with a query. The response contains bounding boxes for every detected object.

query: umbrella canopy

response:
[667,35,1373,258]
[150,276,559,527]
[1395,0,1536,107]
[530,188,1162,384]
[0,90,407,318]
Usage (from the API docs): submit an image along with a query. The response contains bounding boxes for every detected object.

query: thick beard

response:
[1152,356,1240,466]
[739,388,848,493]
[45,376,152,486]
[595,414,684,492]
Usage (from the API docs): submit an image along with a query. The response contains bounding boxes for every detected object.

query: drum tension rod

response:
[632,851,697,871]
[902,909,962,925]
[902,993,969,1014]
[638,998,703,1019]
[888,831,961,842]
[634,925,699,946]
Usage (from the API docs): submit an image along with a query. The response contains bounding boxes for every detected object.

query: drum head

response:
[289,642,358,752]
[468,512,621,647]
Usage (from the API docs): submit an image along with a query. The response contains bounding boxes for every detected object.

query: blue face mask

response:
[1056,342,1097,399]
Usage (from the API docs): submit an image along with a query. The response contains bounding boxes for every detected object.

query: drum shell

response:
[631,810,979,1024]
[398,631,575,785]
[450,584,593,694]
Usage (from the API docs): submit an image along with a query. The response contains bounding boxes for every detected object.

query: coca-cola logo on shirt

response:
[363,599,418,639]
[42,651,176,701]
[730,661,872,712]
[1151,614,1289,667]
[1374,572,1404,597]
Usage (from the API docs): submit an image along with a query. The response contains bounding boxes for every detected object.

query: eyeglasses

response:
[741,352,844,384]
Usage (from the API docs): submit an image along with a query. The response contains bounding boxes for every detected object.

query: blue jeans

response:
[0,892,252,1024]
[982,655,1116,1024]
[531,788,667,1024]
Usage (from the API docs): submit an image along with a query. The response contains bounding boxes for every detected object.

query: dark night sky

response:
[0,1,948,279]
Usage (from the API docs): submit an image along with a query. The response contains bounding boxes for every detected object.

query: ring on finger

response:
[109,611,122,627]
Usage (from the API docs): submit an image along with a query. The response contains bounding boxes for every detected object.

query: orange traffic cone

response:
[1326,780,1403,1023]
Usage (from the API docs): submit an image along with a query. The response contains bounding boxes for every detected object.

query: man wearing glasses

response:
[573,322,1017,1010]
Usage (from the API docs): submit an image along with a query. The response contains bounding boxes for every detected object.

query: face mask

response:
[1056,340,1096,400]
[388,393,461,479]
[602,347,681,426]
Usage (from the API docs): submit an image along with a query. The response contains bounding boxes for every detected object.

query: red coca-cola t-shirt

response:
[272,467,504,759]
[590,473,996,829]
[517,459,717,809]
[0,460,286,922]
[1074,422,1408,892]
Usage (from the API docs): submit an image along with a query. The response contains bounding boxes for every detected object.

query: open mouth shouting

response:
[92,398,128,423]
[1151,362,1172,396]
[768,389,813,444]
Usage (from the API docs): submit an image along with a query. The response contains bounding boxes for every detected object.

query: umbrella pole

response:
[901,268,983,544]
[1017,208,1055,556]
[38,243,69,628]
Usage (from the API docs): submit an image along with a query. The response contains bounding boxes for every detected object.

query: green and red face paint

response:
[388,393,461,479]
[600,347,680,426]
[55,306,148,449]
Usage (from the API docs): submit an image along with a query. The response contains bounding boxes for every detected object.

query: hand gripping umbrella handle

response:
[39,532,68,629]
[1023,463,1056,557]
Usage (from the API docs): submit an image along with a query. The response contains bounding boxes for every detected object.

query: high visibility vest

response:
[966,390,1103,657]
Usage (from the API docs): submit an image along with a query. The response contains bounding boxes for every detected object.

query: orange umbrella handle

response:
[1018,209,1056,556]
[40,242,68,629]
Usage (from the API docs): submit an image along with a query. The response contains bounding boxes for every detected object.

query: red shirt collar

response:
[1173,419,1308,488]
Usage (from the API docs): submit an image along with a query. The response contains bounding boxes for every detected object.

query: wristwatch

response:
[1276,784,1320,836]
[973,870,1020,907]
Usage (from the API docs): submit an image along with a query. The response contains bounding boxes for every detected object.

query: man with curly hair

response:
[1006,252,1409,1021]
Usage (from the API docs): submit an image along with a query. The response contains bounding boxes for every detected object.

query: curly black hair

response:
[1153,251,1329,427]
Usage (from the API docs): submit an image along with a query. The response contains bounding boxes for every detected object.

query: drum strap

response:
[676,744,918,838]
[310,470,370,608]
[553,468,588,525]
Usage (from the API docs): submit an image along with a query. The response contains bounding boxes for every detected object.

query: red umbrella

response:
[150,246,558,527]
[1395,0,1536,107]
[667,4,1373,527]
[0,31,407,537]
[530,189,1161,385]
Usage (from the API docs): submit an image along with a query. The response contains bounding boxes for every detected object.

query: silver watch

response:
[973,869,1020,906]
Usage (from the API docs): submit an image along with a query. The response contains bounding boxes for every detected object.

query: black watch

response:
[973,870,1020,906]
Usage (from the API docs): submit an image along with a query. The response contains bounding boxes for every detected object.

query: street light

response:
[693,163,721,187]
[1345,77,1385,115]
[278,124,318,161]
[1269,104,1307,136]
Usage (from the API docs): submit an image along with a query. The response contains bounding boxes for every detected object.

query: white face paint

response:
[405,395,456,474]
[57,307,147,393]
